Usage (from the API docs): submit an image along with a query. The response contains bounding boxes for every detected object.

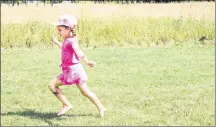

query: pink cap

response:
[53,14,77,27]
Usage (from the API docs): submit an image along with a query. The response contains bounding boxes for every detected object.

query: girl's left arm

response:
[72,41,95,67]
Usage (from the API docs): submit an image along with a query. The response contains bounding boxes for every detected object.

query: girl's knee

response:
[48,78,60,89]
[48,82,62,96]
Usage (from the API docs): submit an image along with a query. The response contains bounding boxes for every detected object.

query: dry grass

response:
[1,2,214,48]
[1,2,214,24]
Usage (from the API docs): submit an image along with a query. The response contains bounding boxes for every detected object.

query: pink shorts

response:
[57,63,88,85]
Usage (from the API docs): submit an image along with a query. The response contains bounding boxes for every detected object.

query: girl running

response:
[48,14,107,117]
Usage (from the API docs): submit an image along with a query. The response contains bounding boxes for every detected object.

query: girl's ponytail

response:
[71,26,76,36]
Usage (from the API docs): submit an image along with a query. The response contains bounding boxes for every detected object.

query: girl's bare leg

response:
[48,78,72,116]
[77,82,107,117]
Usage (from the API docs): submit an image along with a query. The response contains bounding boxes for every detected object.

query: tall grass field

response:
[1,2,215,126]
[1,2,215,48]
[1,18,215,48]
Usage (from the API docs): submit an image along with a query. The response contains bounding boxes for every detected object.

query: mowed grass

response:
[1,46,214,126]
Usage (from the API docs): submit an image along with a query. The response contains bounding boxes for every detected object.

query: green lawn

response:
[1,46,215,126]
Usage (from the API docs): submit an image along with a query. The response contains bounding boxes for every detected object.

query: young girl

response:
[49,14,107,117]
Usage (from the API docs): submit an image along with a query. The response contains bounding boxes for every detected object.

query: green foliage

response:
[1,18,214,48]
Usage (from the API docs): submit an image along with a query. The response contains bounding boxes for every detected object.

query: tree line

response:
[1,0,214,6]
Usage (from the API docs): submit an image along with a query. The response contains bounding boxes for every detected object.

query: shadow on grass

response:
[1,109,93,125]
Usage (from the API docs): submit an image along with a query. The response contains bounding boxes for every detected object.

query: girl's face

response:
[56,26,71,39]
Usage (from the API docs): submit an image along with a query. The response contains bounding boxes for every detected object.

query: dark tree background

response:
[0,0,214,6]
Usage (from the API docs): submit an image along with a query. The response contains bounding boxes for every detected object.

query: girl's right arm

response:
[51,36,62,49]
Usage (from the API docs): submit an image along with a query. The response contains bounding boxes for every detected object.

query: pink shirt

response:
[60,35,80,70]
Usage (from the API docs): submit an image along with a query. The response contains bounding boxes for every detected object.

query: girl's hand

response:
[51,36,58,44]
[87,61,96,67]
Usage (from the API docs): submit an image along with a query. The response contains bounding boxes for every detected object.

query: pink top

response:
[60,35,80,70]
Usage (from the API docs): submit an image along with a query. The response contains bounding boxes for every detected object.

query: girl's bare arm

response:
[51,36,62,49]
[72,41,95,67]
